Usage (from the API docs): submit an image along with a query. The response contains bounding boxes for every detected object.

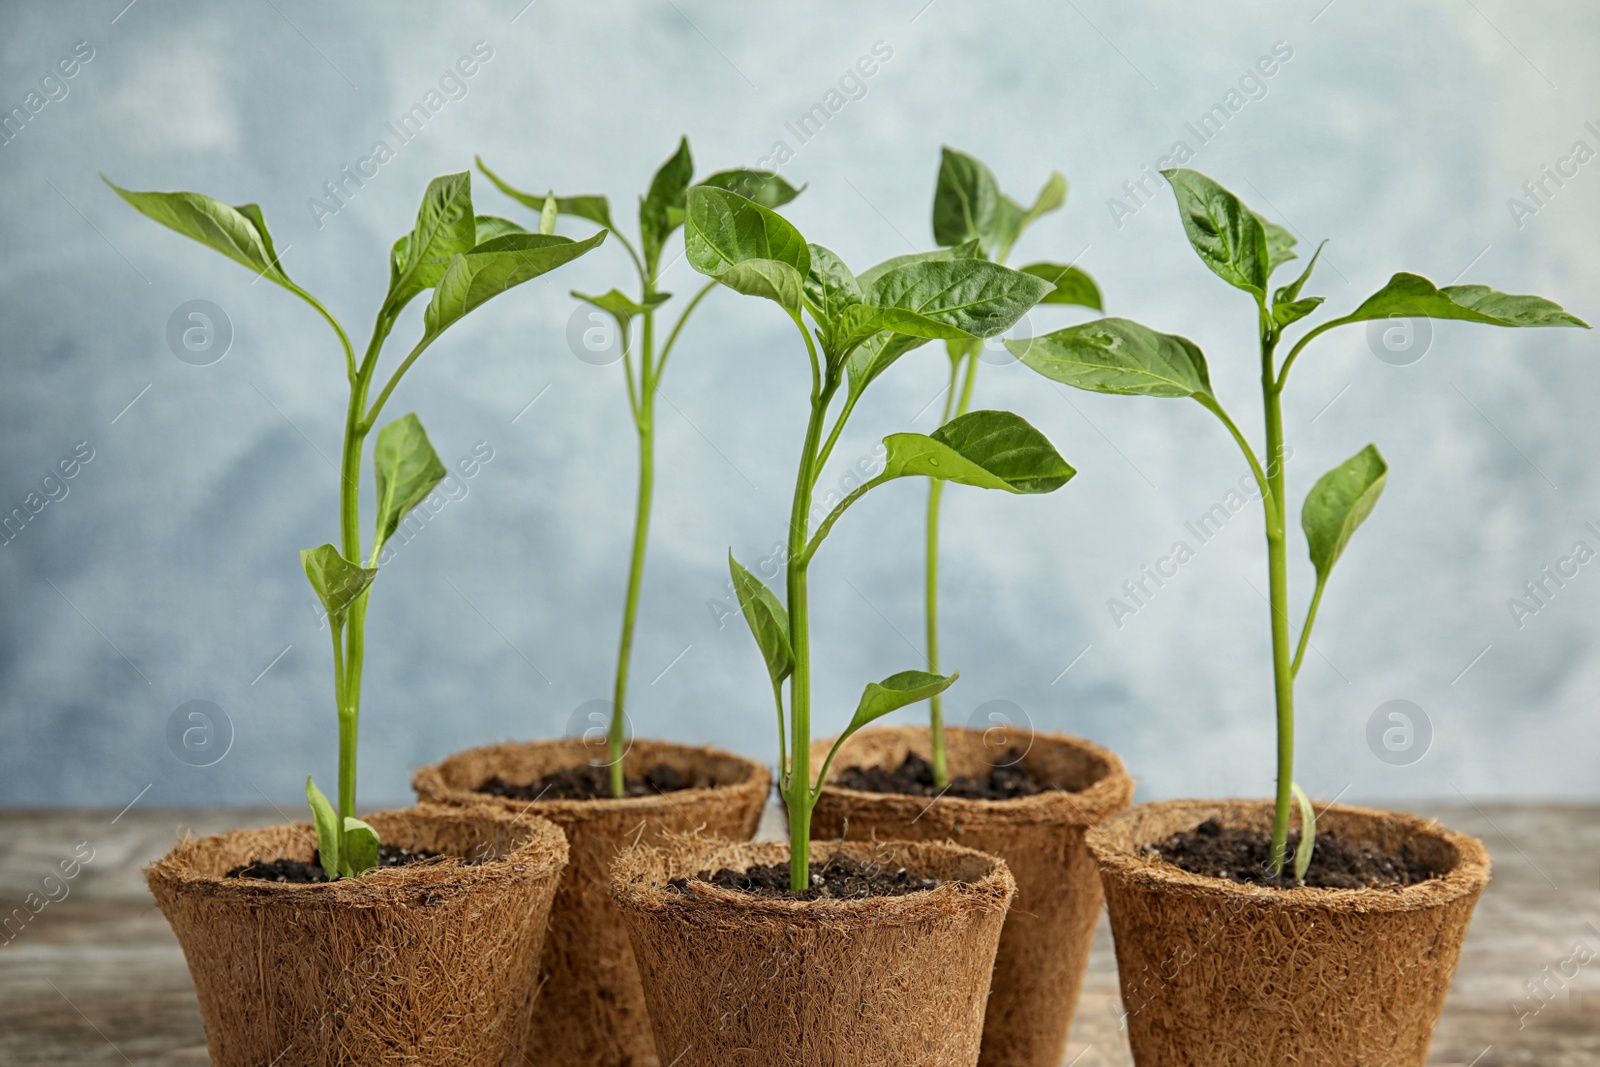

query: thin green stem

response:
[656,280,718,376]
[1260,333,1296,877]
[812,387,860,480]
[1194,393,1275,514]
[286,282,358,384]
[803,474,891,565]
[611,365,654,797]
[1290,578,1327,679]
[610,229,649,293]
[770,678,788,791]
[1275,315,1351,391]
[361,333,439,434]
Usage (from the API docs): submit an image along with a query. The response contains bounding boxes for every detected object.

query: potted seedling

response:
[609,186,1071,1065]
[113,171,592,1066]
[411,139,782,1066]
[809,147,1132,1067]
[1015,168,1585,1065]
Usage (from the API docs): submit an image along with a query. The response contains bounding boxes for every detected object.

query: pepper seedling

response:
[477,139,801,797]
[1012,168,1587,878]
[920,147,1103,787]
[683,185,1076,891]
[109,171,602,877]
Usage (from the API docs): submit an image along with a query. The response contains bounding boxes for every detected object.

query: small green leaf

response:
[932,146,1002,251]
[1258,216,1297,277]
[389,172,477,309]
[1019,262,1102,309]
[474,155,613,230]
[300,545,378,628]
[1273,296,1325,329]
[341,817,381,878]
[1162,168,1270,296]
[539,192,558,235]
[882,409,1075,493]
[1021,171,1068,230]
[698,169,804,208]
[373,414,447,552]
[1343,273,1589,328]
[728,553,793,688]
[1010,318,1212,399]
[1275,240,1325,306]
[990,171,1066,261]
[306,776,340,880]
[572,288,667,327]
[422,230,606,343]
[683,185,810,311]
[802,244,863,330]
[846,670,959,737]
[641,136,694,274]
[855,239,980,290]
[1290,782,1316,882]
[105,179,289,283]
[1302,444,1387,584]
[473,215,525,245]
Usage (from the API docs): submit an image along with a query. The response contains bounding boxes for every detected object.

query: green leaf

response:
[572,288,668,328]
[803,244,863,326]
[856,239,980,290]
[846,670,959,737]
[1273,296,1324,329]
[104,178,289,284]
[1162,168,1269,296]
[1302,444,1387,584]
[341,817,381,878]
[1344,272,1589,328]
[683,185,810,311]
[474,215,525,245]
[881,409,1075,493]
[932,146,1001,251]
[539,192,558,235]
[422,230,606,343]
[990,171,1065,260]
[1010,318,1212,399]
[641,136,694,274]
[389,172,477,309]
[728,553,793,688]
[698,169,804,209]
[1019,262,1102,309]
[300,544,378,628]
[1258,216,1297,277]
[373,414,446,552]
[475,155,613,230]
[306,776,340,880]
[1021,171,1068,230]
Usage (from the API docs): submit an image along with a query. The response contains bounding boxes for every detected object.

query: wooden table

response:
[2,804,1595,1065]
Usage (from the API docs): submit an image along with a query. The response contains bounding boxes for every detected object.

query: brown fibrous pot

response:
[809,725,1133,1067]
[412,738,771,1067]
[611,834,1016,1067]
[1087,798,1492,1067]
[144,804,568,1067]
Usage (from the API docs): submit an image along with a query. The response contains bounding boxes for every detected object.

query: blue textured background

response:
[2,0,1596,808]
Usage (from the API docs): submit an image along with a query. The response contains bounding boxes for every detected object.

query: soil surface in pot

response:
[666,854,941,901]
[1147,818,1438,889]
[227,843,445,883]
[477,761,712,801]
[833,750,1071,800]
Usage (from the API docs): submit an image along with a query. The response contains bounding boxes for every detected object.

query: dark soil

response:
[833,750,1069,800]
[227,843,445,883]
[667,854,941,901]
[1146,818,1438,889]
[477,762,711,801]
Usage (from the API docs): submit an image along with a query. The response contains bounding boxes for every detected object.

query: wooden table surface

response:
[1,803,1595,1065]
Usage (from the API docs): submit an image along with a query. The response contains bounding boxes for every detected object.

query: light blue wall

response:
[2,0,1596,808]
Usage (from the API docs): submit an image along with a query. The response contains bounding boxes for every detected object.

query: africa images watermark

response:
[0,39,95,149]
[1506,119,1600,230]
[1106,40,1295,229]
[1504,520,1600,630]
[307,41,495,229]
[751,40,895,173]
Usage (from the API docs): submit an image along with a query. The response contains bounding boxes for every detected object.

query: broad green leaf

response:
[105,179,288,283]
[1258,216,1297,277]
[1019,262,1102,309]
[856,239,980,290]
[698,169,804,208]
[301,545,378,628]
[306,776,340,880]
[474,215,525,245]
[1344,272,1588,328]
[539,192,557,235]
[845,332,924,397]
[728,553,793,687]
[341,817,381,878]
[475,155,613,230]
[1163,168,1269,296]
[389,172,476,308]
[1010,317,1212,399]
[373,414,446,551]
[803,244,863,338]
[881,409,1074,493]
[1302,444,1387,583]
[846,670,959,737]
[422,230,606,343]
[683,185,810,310]
[641,136,694,274]
[932,146,1001,250]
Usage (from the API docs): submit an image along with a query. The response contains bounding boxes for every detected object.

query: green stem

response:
[1261,339,1296,877]
[1275,315,1351,391]
[1290,578,1327,679]
[610,310,654,797]
[925,350,978,787]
